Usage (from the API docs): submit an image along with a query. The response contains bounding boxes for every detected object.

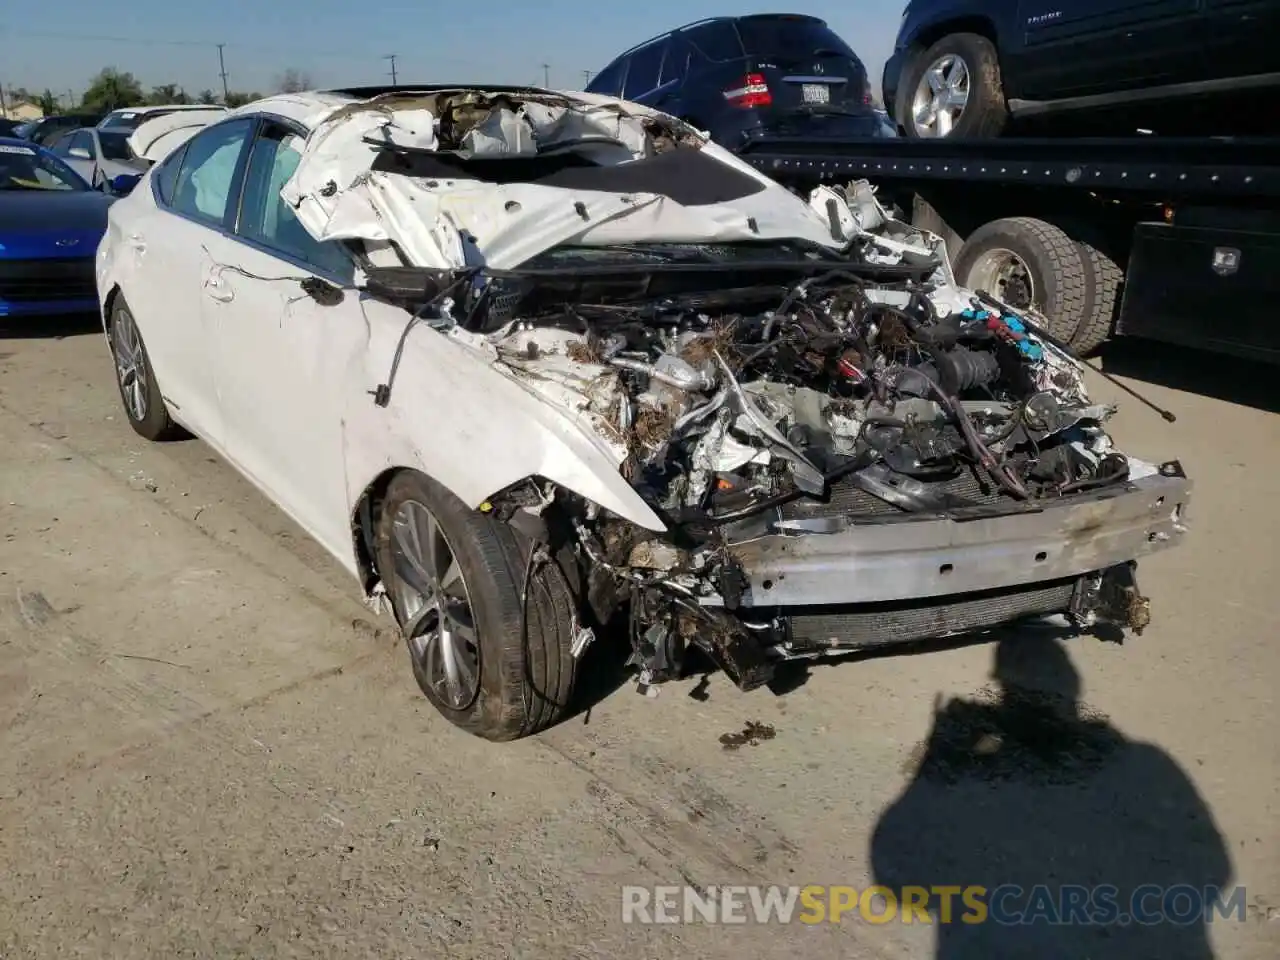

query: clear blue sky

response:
[1,1,904,104]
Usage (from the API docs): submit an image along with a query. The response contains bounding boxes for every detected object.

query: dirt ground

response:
[0,319,1276,959]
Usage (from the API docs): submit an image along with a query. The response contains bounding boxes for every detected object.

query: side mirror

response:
[108,173,141,196]
[69,147,92,160]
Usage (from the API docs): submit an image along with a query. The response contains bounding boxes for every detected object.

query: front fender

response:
[342,300,665,532]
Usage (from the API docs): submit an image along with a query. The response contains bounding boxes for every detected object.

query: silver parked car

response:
[48,127,148,190]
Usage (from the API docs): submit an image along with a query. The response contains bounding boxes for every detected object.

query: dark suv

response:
[586,14,888,150]
[14,114,105,146]
[883,0,1280,138]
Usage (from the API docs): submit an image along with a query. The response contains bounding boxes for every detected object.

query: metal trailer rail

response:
[736,135,1280,198]
[736,135,1280,363]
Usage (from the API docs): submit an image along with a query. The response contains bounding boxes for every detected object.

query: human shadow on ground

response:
[871,631,1232,959]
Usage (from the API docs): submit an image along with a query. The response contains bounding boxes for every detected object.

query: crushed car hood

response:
[273,89,846,269]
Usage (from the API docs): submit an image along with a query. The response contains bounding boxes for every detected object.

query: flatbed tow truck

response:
[736,134,1280,364]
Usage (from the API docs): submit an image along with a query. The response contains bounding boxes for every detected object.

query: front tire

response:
[374,471,578,741]
[901,33,1007,139]
[109,295,184,441]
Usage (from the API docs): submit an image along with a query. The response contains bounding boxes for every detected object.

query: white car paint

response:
[98,103,228,132]
[95,86,866,584]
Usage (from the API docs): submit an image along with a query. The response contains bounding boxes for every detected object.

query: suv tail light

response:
[723,73,772,108]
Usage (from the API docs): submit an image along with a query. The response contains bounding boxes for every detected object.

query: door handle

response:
[205,272,235,303]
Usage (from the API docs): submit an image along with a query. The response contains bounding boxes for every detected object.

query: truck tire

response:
[1072,239,1122,355]
[954,217,1091,343]
[900,33,1007,139]
[375,470,578,741]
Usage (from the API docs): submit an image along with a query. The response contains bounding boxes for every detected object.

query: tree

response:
[275,68,311,94]
[197,89,218,105]
[223,91,262,108]
[37,89,59,116]
[146,84,191,105]
[81,68,144,113]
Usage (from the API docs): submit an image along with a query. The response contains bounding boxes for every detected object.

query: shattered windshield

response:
[0,144,86,191]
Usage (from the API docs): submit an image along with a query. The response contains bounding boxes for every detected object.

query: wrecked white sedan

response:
[96,85,1191,740]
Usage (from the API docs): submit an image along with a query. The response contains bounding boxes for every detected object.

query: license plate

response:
[802,83,830,104]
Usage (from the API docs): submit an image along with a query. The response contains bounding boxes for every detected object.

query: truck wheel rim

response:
[967,248,1037,311]
[113,307,148,422]
[390,499,481,710]
[911,54,970,137]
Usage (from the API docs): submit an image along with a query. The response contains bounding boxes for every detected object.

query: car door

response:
[1203,0,1280,78]
[53,130,96,183]
[197,119,365,556]
[1016,0,1205,98]
[124,117,258,440]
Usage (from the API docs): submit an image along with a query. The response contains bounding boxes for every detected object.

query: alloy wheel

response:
[911,54,971,137]
[113,307,149,422]
[390,499,482,710]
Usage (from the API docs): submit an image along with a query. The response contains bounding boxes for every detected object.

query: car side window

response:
[70,131,93,156]
[660,37,691,87]
[624,39,668,98]
[684,21,742,62]
[586,57,627,96]
[170,118,256,226]
[236,122,354,282]
[152,143,188,206]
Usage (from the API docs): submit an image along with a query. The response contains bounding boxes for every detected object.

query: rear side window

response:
[660,39,690,86]
[153,144,187,206]
[683,21,743,62]
[586,58,626,96]
[624,40,667,98]
[735,16,858,60]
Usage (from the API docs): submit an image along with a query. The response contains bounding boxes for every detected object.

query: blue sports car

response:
[0,136,114,318]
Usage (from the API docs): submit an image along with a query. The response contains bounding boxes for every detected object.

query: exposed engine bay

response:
[363,180,1190,694]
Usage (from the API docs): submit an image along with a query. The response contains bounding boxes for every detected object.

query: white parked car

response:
[95,85,1191,740]
[97,103,228,132]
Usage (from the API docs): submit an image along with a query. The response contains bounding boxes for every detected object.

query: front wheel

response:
[374,471,579,741]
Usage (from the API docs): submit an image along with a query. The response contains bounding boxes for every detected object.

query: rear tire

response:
[108,295,185,442]
[954,217,1090,343]
[900,33,1007,139]
[1072,239,1122,355]
[374,471,578,741]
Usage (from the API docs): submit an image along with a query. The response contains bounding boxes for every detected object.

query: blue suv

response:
[586,14,890,150]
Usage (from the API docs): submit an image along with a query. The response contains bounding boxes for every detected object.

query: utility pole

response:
[385,54,398,85]
[582,70,591,87]
[216,43,230,102]
[541,63,550,88]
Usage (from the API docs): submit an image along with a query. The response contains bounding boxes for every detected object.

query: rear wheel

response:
[901,33,1007,139]
[954,217,1091,345]
[374,471,578,741]
[109,295,184,441]
[1072,239,1122,355]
